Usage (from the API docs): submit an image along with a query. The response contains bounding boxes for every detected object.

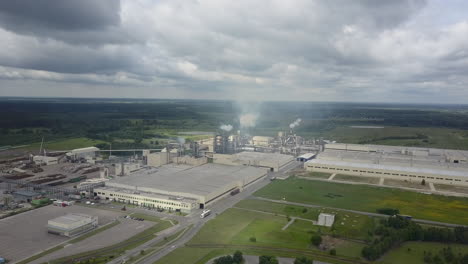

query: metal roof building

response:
[47,213,98,237]
[307,144,468,186]
[95,163,268,211]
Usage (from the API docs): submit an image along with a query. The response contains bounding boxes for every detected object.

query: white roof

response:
[71,147,99,154]
[298,153,316,159]
[307,159,468,178]
[48,213,95,225]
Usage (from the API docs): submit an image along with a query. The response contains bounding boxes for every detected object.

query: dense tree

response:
[214,255,233,264]
[259,255,278,264]
[311,234,322,246]
[233,251,243,264]
[294,256,313,264]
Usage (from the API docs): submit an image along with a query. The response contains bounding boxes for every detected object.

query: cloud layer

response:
[0,0,468,103]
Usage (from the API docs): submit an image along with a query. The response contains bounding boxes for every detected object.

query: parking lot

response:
[0,204,124,262]
[30,217,155,264]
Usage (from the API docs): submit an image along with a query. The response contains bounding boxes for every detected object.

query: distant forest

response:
[1,97,468,149]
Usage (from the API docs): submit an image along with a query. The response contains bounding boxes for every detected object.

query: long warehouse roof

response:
[307,159,468,178]
[107,163,267,196]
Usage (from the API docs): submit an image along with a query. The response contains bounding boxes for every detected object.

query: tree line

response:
[362,216,468,261]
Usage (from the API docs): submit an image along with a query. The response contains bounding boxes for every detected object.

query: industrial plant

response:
[306,143,468,186]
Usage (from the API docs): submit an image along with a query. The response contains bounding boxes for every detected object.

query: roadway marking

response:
[429,182,436,191]
[328,173,336,181]
[379,178,384,186]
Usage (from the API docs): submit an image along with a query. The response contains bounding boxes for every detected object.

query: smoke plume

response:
[289,118,302,129]
[240,113,258,128]
[220,124,233,132]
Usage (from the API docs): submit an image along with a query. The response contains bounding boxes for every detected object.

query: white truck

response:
[200,209,211,218]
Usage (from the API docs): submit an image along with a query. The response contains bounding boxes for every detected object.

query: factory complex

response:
[306,143,468,186]
[95,151,295,212]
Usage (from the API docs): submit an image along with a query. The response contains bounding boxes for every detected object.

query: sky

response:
[0,0,468,103]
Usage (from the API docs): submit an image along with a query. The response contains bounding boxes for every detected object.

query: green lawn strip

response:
[16,245,65,264]
[254,177,468,225]
[333,174,380,184]
[126,226,191,264]
[380,242,468,264]
[130,213,178,226]
[301,172,331,179]
[68,220,120,244]
[157,245,366,264]
[49,215,174,264]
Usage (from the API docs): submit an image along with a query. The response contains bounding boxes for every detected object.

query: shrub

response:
[250,236,256,242]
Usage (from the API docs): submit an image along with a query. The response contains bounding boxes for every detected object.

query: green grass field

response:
[325,126,468,150]
[156,207,366,264]
[235,199,376,240]
[19,137,105,151]
[380,242,468,264]
[254,177,468,225]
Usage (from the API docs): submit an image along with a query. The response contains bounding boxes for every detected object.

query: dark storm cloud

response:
[0,0,120,32]
[0,0,467,103]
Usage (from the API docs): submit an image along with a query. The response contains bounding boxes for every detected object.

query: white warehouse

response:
[47,213,98,237]
[306,143,468,186]
[94,163,268,212]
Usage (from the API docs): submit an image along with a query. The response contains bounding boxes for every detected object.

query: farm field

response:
[254,177,468,225]
[380,242,468,264]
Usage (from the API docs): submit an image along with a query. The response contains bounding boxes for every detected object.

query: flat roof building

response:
[95,163,268,212]
[213,151,294,171]
[306,144,468,186]
[47,213,98,237]
[318,213,335,227]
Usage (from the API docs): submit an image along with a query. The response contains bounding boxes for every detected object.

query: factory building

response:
[47,213,98,237]
[66,147,99,161]
[94,163,268,212]
[306,143,468,186]
[213,152,294,171]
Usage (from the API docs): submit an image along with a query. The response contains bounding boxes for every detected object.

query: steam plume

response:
[289,118,302,129]
[240,113,258,128]
[220,124,233,132]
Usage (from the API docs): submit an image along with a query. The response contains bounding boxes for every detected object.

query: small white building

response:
[317,213,335,227]
[47,213,98,237]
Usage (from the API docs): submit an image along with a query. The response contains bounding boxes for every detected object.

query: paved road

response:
[133,161,303,264]
[253,196,468,228]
